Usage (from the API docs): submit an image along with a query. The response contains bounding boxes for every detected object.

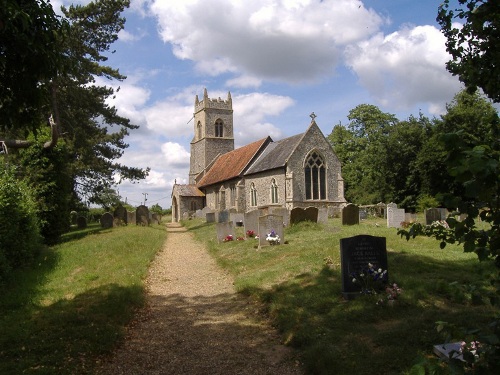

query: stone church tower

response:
[189,89,235,184]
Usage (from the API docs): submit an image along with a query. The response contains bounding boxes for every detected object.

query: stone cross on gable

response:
[310,112,317,121]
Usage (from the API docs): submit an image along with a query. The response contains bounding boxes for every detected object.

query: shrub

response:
[0,165,42,282]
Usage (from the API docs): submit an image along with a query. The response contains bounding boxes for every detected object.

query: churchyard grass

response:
[183,216,498,375]
[0,223,166,374]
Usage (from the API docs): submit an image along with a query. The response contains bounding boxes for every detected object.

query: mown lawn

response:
[0,223,167,375]
[182,216,498,375]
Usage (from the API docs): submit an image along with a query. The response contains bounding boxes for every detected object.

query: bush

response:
[0,165,42,282]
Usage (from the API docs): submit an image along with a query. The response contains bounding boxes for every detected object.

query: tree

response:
[437,0,500,101]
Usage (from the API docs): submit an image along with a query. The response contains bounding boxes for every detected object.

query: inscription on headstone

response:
[342,204,359,225]
[340,235,388,299]
[258,214,284,247]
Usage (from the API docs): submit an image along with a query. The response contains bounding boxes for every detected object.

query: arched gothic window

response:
[270,179,278,204]
[304,151,326,200]
[250,183,257,207]
[215,119,223,137]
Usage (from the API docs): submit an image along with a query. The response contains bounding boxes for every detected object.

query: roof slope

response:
[174,184,205,197]
[197,137,270,187]
[244,133,304,175]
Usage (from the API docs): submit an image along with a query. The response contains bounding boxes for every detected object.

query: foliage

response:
[416,195,440,213]
[437,0,500,102]
[0,165,42,282]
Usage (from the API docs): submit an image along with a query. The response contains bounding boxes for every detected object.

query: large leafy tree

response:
[437,0,500,101]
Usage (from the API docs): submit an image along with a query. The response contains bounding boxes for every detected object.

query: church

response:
[171,89,346,222]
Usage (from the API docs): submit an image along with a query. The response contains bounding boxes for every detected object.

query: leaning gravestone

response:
[206,212,215,223]
[290,207,307,225]
[218,209,229,223]
[136,205,150,226]
[216,222,235,243]
[244,209,259,234]
[387,203,405,228]
[113,205,128,225]
[258,214,284,247]
[127,211,136,225]
[317,207,328,224]
[100,212,113,228]
[340,235,388,299]
[425,208,442,225]
[305,207,319,222]
[342,204,359,225]
[76,216,87,229]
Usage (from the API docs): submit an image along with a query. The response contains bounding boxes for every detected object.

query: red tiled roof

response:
[197,137,270,187]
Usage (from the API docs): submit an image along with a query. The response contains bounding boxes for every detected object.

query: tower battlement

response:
[195,88,232,113]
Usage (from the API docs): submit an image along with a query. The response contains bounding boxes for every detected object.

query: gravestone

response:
[195,209,203,219]
[76,216,87,229]
[230,212,244,227]
[100,212,113,228]
[305,207,319,222]
[218,209,229,223]
[206,212,216,223]
[342,204,359,225]
[201,206,212,217]
[270,207,289,226]
[113,205,127,225]
[340,235,388,299]
[216,222,235,243]
[258,214,284,247]
[136,205,150,226]
[151,213,160,224]
[437,208,448,220]
[244,209,259,234]
[387,203,405,228]
[290,207,307,225]
[317,207,328,224]
[182,212,189,220]
[405,213,417,223]
[127,211,136,225]
[425,208,442,225]
[359,208,368,220]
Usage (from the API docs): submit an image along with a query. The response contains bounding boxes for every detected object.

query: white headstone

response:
[258,214,284,247]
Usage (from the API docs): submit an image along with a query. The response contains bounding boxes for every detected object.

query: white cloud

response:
[149,0,386,83]
[344,25,463,115]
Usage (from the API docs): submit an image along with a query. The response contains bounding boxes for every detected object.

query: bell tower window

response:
[215,119,223,137]
[197,122,202,140]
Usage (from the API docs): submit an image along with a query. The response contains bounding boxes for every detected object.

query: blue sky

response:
[54,0,464,208]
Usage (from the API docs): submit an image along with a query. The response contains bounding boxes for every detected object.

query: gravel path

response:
[97,222,303,375]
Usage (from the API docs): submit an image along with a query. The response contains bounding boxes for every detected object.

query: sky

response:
[53,0,465,209]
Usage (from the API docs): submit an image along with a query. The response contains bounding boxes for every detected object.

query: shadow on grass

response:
[59,223,111,244]
[239,253,497,375]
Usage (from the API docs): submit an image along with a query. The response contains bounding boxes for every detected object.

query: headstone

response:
[258,214,284,247]
[127,211,136,225]
[317,207,328,224]
[195,209,203,219]
[182,212,189,220]
[425,208,442,225]
[206,212,215,223]
[201,206,212,217]
[305,207,319,222]
[405,213,417,223]
[100,212,113,228]
[151,213,160,224]
[342,204,359,225]
[113,205,128,225]
[76,216,87,229]
[387,203,405,228]
[216,222,235,243]
[437,208,449,220]
[244,209,259,234]
[340,235,388,299]
[270,207,289,226]
[218,209,229,223]
[290,207,307,225]
[230,212,244,227]
[136,205,150,226]
[359,208,368,220]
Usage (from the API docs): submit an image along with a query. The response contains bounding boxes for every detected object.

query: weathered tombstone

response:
[76,216,87,229]
[304,207,319,222]
[201,206,212,217]
[151,213,160,224]
[425,208,442,225]
[230,212,244,227]
[244,209,259,234]
[290,207,307,225]
[387,203,405,228]
[270,207,289,226]
[359,208,368,220]
[100,212,113,228]
[136,205,150,226]
[127,211,136,225]
[405,213,417,223]
[437,208,449,220]
[340,235,388,299]
[206,212,215,223]
[218,209,229,223]
[182,212,189,220]
[258,214,284,247]
[195,209,203,219]
[342,204,359,225]
[317,207,328,224]
[216,222,235,243]
[113,205,128,225]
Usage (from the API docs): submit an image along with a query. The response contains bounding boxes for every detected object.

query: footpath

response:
[96,222,303,375]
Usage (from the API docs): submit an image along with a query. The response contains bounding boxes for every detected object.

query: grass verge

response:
[182,216,498,375]
[0,223,166,374]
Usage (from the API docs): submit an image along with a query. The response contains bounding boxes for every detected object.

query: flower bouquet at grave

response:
[246,230,256,238]
[266,229,280,245]
[350,263,388,295]
[223,234,234,242]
